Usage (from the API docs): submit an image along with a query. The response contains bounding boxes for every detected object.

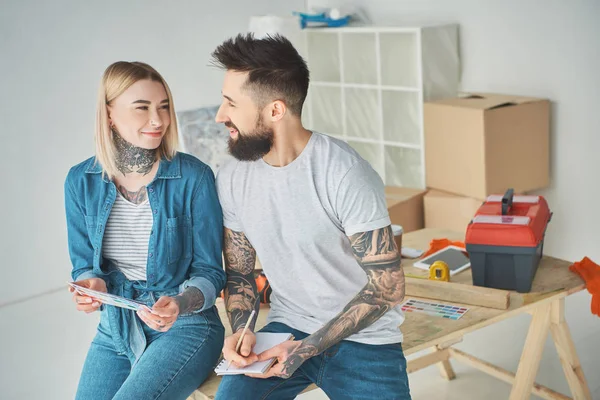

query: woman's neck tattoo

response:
[113,131,156,176]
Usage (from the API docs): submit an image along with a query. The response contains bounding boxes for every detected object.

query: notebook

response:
[214,332,294,376]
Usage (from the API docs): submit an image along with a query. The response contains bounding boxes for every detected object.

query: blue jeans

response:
[215,322,411,400]
[75,290,224,400]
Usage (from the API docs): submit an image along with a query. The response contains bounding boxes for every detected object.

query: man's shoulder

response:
[313,132,362,161]
[311,132,370,178]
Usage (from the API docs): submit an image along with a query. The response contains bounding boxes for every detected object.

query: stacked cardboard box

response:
[384,186,428,233]
[423,190,483,232]
[422,93,550,234]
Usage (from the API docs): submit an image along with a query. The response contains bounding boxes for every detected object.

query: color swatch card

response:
[68,282,152,313]
[401,299,468,320]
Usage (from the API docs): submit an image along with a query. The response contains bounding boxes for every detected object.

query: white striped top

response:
[102,191,153,281]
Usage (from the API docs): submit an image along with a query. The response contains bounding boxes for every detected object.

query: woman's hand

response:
[137,296,180,332]
[69,278,107,313]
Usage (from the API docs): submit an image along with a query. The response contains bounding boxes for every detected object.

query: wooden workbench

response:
[191,228,591,400]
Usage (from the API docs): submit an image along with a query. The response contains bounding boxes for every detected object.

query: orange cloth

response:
[422,238,466,258]
[569,257,600,317]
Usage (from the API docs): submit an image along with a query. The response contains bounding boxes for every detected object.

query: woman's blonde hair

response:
[95,61,179,179]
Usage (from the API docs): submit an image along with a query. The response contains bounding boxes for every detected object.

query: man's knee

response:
[215,375,254,400]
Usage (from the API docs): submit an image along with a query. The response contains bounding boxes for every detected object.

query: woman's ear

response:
[107,105,113,127]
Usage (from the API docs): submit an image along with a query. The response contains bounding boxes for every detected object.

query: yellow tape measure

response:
[428,261,450,281]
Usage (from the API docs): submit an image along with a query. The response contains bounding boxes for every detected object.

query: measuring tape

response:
[428,261,450,281]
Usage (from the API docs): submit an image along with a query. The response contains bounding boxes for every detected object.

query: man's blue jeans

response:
[75,290,224,400]
[215,322,412,400]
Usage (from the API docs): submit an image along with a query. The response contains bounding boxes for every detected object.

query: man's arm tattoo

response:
[277,226,404,377]
[174,287,205,314]
[223,228,259,332]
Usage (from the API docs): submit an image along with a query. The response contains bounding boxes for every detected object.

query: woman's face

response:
[108,79,171,149]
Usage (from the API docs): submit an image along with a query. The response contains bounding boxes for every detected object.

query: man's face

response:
[215,71,274,161]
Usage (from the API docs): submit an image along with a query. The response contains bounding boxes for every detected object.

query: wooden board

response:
[405,277,511,309]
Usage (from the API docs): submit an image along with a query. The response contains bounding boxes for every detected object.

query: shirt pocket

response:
[166,215,192,265]
[84,215,98,243]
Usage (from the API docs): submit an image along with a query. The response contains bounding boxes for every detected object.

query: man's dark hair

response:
[211,33,310,116]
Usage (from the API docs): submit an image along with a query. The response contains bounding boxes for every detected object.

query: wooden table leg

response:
[434,338,461,380]
[550,299,592,400]
[435,344,456,380]
[509,303,552,400]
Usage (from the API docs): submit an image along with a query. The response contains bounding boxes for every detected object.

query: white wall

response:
[305,0,600,394]
[0,0,306,306]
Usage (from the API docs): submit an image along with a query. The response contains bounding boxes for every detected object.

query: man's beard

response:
[227,117,274,162]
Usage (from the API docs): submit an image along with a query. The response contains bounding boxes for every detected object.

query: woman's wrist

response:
[173,286,205,314]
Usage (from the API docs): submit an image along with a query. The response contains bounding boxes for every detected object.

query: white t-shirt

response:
[216,132,405,344]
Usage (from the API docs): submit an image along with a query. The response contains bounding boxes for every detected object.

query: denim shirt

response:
[64,152,226,365]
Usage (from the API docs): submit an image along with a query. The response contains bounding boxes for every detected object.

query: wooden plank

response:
[402,287,566,357]
[509,303,552,400]
[448,348,571,400]
[407,348,450,373]
[550,300,593,400]
[405,277,510,309]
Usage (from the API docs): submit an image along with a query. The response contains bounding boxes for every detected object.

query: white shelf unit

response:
[300,24,460,189]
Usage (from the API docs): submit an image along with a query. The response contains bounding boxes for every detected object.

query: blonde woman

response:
[65,61,225,399]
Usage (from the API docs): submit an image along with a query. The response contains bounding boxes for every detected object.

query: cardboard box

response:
[424,189,483,234]
[424,93,550,200]
[385,186,428,233]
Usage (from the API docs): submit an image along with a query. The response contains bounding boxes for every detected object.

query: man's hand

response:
[69,278,107,313]
[246,340,316,379]
[222,329,258,369]
[137,296,180,332]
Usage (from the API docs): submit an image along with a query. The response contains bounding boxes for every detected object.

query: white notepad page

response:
[214,332,293,376]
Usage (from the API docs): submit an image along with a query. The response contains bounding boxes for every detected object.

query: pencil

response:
[225,309,256,371]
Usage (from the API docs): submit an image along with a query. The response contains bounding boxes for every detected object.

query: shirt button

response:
[149,188,154,193]
[153,210,157,214]
[149,253,153,258]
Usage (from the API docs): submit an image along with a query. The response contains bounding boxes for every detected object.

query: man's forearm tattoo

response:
[224,228,259,332]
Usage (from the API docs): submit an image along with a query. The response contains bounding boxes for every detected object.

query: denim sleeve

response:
[180,166,226,312]
[64,171,103,283]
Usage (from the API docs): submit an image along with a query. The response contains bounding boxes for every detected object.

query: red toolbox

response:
[465,189,552,293]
